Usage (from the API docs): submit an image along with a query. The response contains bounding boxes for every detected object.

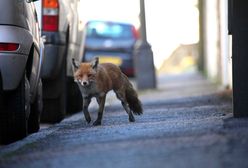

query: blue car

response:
[82,20,139,77]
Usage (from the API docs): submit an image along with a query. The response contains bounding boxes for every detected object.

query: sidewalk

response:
[103,70,221,108]
[1,70,248,168]
[138,71,220,103]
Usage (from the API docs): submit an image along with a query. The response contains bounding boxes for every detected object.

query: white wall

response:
[204,0,219,80]
[203,0,232,88]
[219,0,232,88]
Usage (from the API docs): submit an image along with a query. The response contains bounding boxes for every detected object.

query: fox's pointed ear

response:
[91,57,99,70]
[72,58,80,69]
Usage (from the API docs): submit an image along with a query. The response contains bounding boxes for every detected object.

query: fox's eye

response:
[88,74,92,77]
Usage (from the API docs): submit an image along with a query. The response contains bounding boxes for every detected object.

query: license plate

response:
[98,56,122,66]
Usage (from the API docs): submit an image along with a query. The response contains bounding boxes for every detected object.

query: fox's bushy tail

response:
[124,76,143,115]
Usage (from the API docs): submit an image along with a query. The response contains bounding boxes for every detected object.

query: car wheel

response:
[28,79,42,134]
[66,77,82,114]
[0,74,30,144]
[41,56,66,123]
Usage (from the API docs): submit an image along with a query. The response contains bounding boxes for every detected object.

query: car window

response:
[86,21,133,39]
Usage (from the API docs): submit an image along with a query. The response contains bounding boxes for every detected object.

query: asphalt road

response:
[0,72,248,168]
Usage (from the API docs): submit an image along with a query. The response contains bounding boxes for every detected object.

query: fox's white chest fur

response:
[77,82,104,98]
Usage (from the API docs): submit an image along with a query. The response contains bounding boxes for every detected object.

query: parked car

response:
[0,0,44,144]
[82,20,139,77]
[35,0,83,123]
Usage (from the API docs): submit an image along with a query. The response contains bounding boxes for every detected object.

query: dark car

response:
[82,20,139,77]
[0,0,44,144]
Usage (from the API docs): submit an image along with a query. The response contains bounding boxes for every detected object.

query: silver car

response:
[0,0,44,144]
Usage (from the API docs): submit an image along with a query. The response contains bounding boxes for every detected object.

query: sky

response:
[79,0,199,69]
[79,0,140,26]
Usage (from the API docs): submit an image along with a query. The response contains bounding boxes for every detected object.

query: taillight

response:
[131,26,140,40]
[42,0,59,32]
[0,43,19,51]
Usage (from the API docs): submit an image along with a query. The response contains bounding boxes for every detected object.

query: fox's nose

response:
[83,81,88,86]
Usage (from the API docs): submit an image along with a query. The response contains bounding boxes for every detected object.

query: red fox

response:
[72,57,143,126]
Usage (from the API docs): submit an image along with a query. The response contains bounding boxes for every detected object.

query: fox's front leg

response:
[93,95,106,126]
[83,97,91,123]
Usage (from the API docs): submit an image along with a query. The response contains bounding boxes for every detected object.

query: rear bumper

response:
[0,25,32,90]
[0,71,3,111]
[0,53,27,90]
[41,31,66,79]
[121,65,134,77]
[83,50,134,77]
[42,31,67,45]
[0,71,3,93]
[41,44,65,79]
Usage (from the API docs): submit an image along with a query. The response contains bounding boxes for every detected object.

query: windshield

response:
[86,21,133,39]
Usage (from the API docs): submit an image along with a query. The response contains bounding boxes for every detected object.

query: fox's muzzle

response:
[81,81,89,86]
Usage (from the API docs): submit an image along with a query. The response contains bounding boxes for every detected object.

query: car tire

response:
[28,79,42,134]
[0,74,30,144]
[66,77,82,114]
[41,56,66,123]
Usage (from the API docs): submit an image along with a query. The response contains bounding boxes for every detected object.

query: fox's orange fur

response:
[72,57,142,126]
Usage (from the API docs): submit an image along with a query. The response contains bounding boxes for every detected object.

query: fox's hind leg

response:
[115,91,135,122]
[93,95,106,126]
[83,97,91,123]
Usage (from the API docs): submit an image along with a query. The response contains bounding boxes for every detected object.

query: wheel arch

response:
[25,41,42,102]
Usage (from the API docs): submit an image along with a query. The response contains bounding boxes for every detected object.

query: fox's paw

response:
[93,120,101,126]
[129,115,135,122]
[85,116,91,124]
